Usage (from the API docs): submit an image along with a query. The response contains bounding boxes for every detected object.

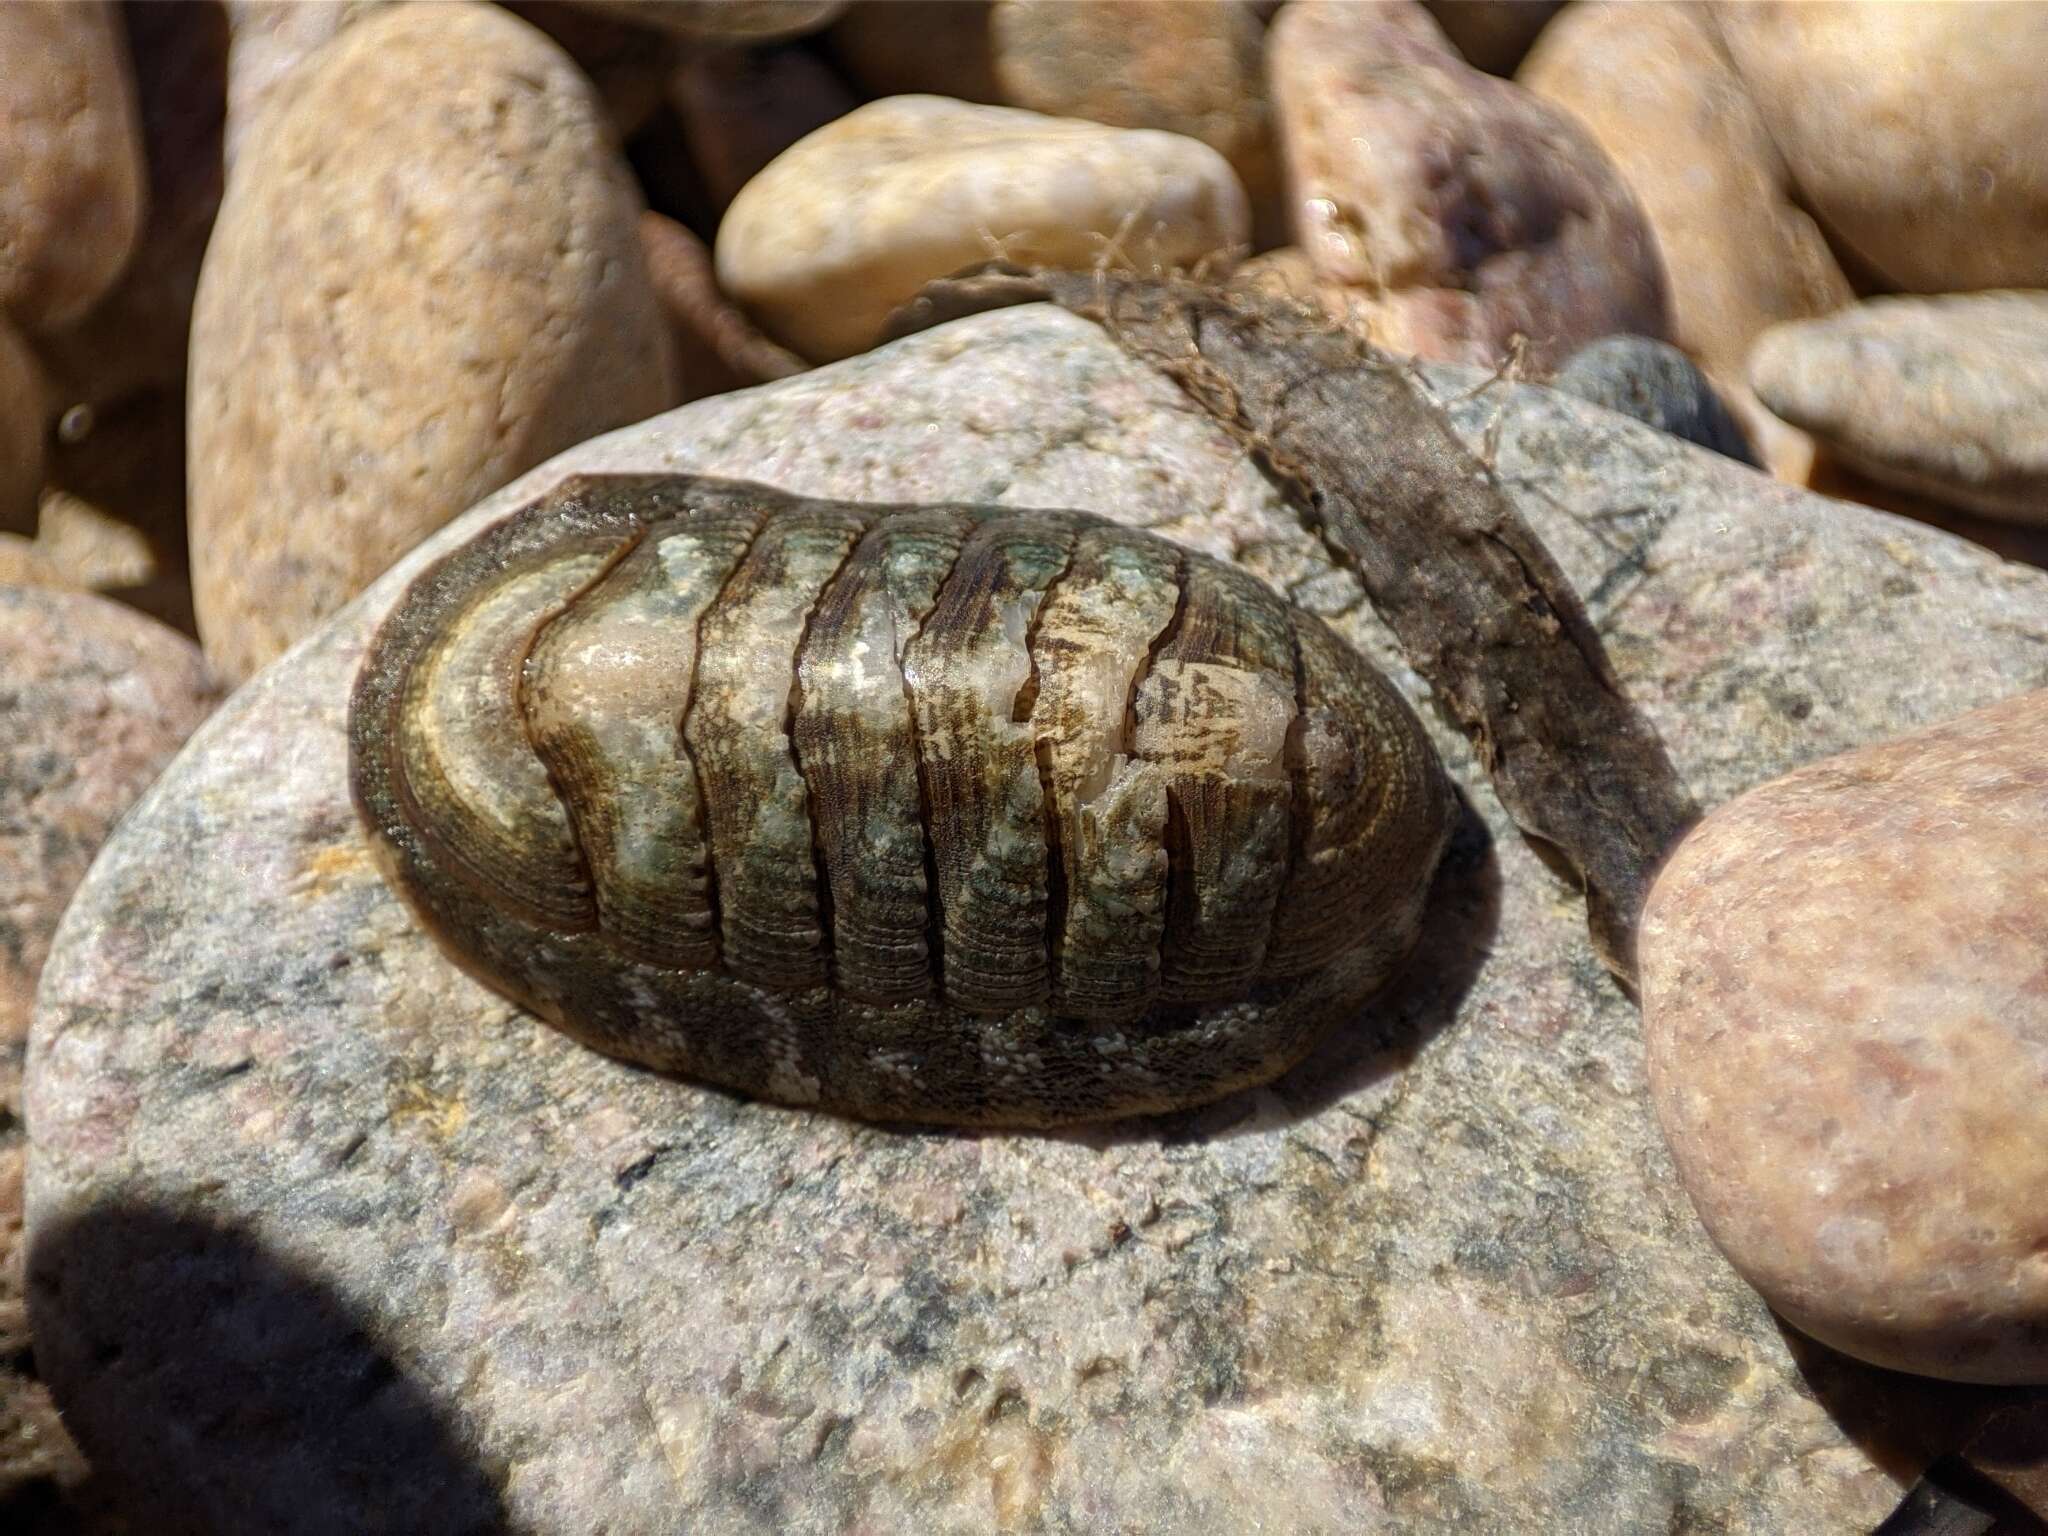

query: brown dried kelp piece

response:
[890,265,1696,987]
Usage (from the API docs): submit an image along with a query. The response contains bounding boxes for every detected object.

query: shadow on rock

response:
[1058,787,1501,1148]
[1777,1317,2048,1530]
[26,1206,509,1536]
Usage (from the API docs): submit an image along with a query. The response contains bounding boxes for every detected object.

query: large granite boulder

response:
[27,304,2048,1533]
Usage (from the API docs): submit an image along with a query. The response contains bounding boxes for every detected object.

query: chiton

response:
[349,474,1453,1126]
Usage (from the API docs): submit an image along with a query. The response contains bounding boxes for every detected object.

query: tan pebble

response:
[715,95,1249,362]
[1268,0,1668,372]
[1712,1,2048,293]
[1750,293,2048,526]
[1642,688,2048,1383]
[188,1,677,683]
[990,0,1282,245]
[1520,1,1851,482]
[0,1,146,332]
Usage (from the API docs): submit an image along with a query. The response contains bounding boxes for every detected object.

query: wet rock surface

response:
[187,1,676,683]
[1643,689,2048,1384]
[30,305,2048,1533]
[1750,292,2048,525]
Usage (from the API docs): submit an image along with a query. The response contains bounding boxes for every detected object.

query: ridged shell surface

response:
[349,475,1453,1126]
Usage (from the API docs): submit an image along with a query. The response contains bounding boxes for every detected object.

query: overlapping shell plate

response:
[349,475,1452,1126]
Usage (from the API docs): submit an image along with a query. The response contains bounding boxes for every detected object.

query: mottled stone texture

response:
[1643,690,2048,1383]
[188,1,677,683]
[1,584,219,1511]
[1751,293,2048,525]
[1268,0,1667,372]
[29,306,2048,1533]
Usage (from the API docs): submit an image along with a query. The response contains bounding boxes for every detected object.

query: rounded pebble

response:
[715,95,1249,362]
[187,1,677,682]
[1268,0,1668,372]
[1712,2,2048,294]
[0,1,146,333]
[1643,688,2048,1384]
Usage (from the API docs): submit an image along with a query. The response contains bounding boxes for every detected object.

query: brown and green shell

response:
[348,474,1452,1127]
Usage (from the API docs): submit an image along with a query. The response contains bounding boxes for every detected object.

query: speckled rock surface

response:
[0,1,146,333]
[716,96,1249,363]
[1520,0,1850,481]
[1711,2,2048,295]
[188,2,677,685]
[221,0,381,173]
[29,304,2048,1533]
[1268,0,1667,372]
[1642,689,2048,1384]
[1552,335,1757,469]
[1,584,218,1513]
[1750,293,2048,526]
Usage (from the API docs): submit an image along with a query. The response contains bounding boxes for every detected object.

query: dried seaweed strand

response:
[888,266,1697,988]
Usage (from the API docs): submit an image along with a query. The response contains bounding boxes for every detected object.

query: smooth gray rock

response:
[1751,291,2048,524]
[28,304,2048,1534]
[1554,334,1759,468]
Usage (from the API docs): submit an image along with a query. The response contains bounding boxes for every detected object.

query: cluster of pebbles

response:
[2,1,2046,1529]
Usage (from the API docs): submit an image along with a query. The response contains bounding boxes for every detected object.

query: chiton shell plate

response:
[349,475,1451,1126]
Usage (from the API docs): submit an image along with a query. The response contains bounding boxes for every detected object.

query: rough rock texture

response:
[827,0,1001,104]
[668,41,858,210]
[990,0,1281,243]
[1711,2,2048,295]
[1267,0,1668,373]
[1520,0,1851,481]
[0,322,44,537]
[1642,690,2048,1384]
[1552,335,1757,469]
[1750,293,2048,526]
[1,584,219,1515]
[221,1,381,173]
[188,2,677,684]
[28,304,2048,1532]
[0,1,146,333]
[716,97,1249,362]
